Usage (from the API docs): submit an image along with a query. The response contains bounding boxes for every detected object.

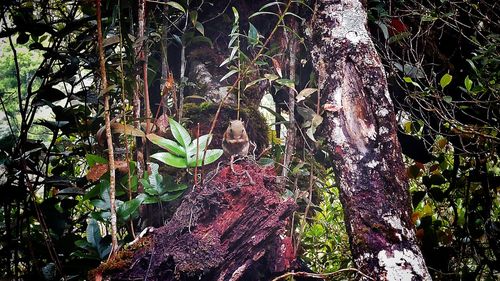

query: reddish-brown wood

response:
[95,163,297,281]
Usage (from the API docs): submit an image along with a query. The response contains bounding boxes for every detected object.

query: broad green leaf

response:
[159,191,184,202]
[188,149,223,167]
[151,152,187,168]
[187,134,212,155]
[147,133,186,157]
[86,154,107,167]
[443,95,452,103]
[296,88,317,102]
[166,1,185,13]
[117,198,143,221]
[86,219,101,247]
[220,69,238,82]
[264,73,279,81]
[257,157,274,166]
[275,79,295,89]
[464,75,473,91]
[166,182,188,192]
[440,73,453,89]
[202,149,223,165]
[168,118,191,148]
[140,179,158,196]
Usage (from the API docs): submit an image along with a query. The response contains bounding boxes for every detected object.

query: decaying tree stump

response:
[92,162,297,281]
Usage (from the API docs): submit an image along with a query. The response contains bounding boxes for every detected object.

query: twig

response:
[271,268,375,281]
[96,0,118,255]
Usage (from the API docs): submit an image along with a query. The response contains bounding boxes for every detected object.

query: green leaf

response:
[403,76,413,83]
[443,95,452,103]
[245,77,267,90]
[166,182,188,192]
[117,198,143,221]
[187,134,212,156]
[86,154,108,167]
[440,73,453,89]
[275,79,295,89]
[220,69,238,82]
[151,152,187,168]
[264,73,279,81]
[259,1,286,11]
[86,219,102,247]
[159,191,184,202]
[168,118,191,148]
[195,22,204,36]
[188,149,223,167]
[232,7,239,21]
[166,1,185,13]
[376,21,389,40]
[147,133,186,157]
[248,23,259,45]
[249,11,278,18]
[296,88,317,102]
[203,149,223,165]
[464,75,473,91]
[141,179,158,195]
[219,57,232,67]
[257,157,274,166]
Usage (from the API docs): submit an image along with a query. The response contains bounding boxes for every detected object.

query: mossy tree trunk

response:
[308,0,431,279]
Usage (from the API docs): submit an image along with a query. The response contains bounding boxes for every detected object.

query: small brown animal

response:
[222,120,250,157]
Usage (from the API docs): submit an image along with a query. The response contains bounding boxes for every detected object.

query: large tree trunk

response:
[308,0,431,280]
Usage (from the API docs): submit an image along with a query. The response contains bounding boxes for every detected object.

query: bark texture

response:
[94,163,296,281]
[308,0,431,280]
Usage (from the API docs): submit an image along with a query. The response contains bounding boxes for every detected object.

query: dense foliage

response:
[0,0,498,280]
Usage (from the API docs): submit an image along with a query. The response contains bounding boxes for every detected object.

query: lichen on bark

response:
[308,0,431,279]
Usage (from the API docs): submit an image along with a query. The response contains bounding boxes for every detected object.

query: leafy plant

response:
[147,118,223,168]
[138,163,188,204]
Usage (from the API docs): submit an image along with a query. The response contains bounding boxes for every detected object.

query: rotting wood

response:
[93,162,297,281]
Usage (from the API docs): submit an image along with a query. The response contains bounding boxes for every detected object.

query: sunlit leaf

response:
[166,1,185,13]
[220,69,238,82]
[464,75,473,91]
[296,88,317,102]
[151,152,187,168]
[275,79,295,89]
[440,73,453,89]
[147,133,186,157]
[168,118,191,148]
[187,134,212,156]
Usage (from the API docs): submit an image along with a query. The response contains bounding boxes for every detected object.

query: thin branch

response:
[271,268,375,281]
[96,0,118,255]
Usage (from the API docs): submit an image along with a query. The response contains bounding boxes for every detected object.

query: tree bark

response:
[308,0,431,280]
[92,163,297,281]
